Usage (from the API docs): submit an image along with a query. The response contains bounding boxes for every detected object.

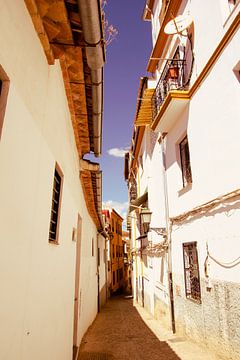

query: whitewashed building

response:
[0,1,107,360]
[125,1,240,359]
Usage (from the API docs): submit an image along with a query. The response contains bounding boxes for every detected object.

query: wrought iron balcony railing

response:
[152,59,186,121]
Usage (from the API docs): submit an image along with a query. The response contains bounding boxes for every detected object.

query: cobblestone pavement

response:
[78,295,220,360]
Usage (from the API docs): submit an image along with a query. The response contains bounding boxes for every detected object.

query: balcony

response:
[152,59,186,119]
[151,59,191,132]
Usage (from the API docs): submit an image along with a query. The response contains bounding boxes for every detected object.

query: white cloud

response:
[103,200,128,222]
[107,147,129,158]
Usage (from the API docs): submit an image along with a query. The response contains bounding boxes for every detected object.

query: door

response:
[73,215,82,359]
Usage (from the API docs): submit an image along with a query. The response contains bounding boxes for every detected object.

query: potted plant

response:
[168,65,179,79]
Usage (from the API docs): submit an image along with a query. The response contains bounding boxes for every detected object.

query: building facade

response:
[103,208,125,294]
[125,1,240,359]
[0,1,106,360]
[122,231,132,294]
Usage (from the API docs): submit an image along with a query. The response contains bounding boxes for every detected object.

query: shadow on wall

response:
[165,104,190,170]
[78,295,181,360]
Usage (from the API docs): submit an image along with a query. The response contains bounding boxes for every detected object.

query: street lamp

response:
[140,207,167,236]
[140,208,152,233]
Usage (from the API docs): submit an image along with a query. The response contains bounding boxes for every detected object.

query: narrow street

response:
[78,296,219,360]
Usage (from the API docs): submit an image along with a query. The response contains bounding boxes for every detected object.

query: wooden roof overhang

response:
[25,0,98,157]
[80,159,104,231]
[147,0,182,73]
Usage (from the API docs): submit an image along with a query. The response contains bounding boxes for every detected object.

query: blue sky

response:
[88,0,152,219]
[101,0,152,218]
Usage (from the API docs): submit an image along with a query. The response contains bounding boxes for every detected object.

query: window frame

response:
[48,163,64,244]
[179,135,192,188]
[182,242,201,303]
[0,65,10,140]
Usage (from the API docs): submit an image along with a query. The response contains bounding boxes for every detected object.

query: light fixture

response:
[140,208,152,233]
[140,208,167,236]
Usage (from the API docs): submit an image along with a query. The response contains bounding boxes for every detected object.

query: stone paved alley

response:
[78,296,221,360]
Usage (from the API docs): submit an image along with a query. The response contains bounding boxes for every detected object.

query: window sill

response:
[178,183,192,197]
[186,295,202,305]
[49,240,59,245]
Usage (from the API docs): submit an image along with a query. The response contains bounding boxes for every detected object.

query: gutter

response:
[77,0,106,157]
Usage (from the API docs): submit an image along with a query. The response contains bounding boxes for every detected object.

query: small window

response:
[97,248,100,266]
[113,271,115,286]
[48,164,63,243]
[179,136,192,187]
[0,65,10,139]
[183,242,201,303]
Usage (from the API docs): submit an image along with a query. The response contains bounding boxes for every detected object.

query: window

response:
[112,244,115,258]
[0,65,10,139]
[179,136,192,187]
[48,164,63,243]
[120,268,123,280]
[183,242,201,303]
[97,248,100,266]
[113,271,115,286]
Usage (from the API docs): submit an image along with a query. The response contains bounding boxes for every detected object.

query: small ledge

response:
[178,183,192,197]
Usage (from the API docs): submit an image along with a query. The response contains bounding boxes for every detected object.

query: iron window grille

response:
[180,136,192,187]
[48,164,63,243]
[183,242,201,303]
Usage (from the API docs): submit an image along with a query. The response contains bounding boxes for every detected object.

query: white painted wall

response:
[130,0,240,357]
[0,2,101,359]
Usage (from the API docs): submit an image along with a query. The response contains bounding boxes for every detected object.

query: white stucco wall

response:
[137,1,240,357]
[0,2,100,359]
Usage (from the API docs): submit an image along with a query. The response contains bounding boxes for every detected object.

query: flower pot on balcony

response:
[168,66,179,79]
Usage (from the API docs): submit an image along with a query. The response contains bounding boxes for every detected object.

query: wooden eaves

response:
[25,0,96,157]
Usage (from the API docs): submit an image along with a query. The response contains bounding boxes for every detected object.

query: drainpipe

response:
[159,133,176,334]
[77,0,105,157]
[97,232,100,312]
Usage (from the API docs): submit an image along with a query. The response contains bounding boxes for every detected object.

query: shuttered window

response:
[49,164,63,243]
